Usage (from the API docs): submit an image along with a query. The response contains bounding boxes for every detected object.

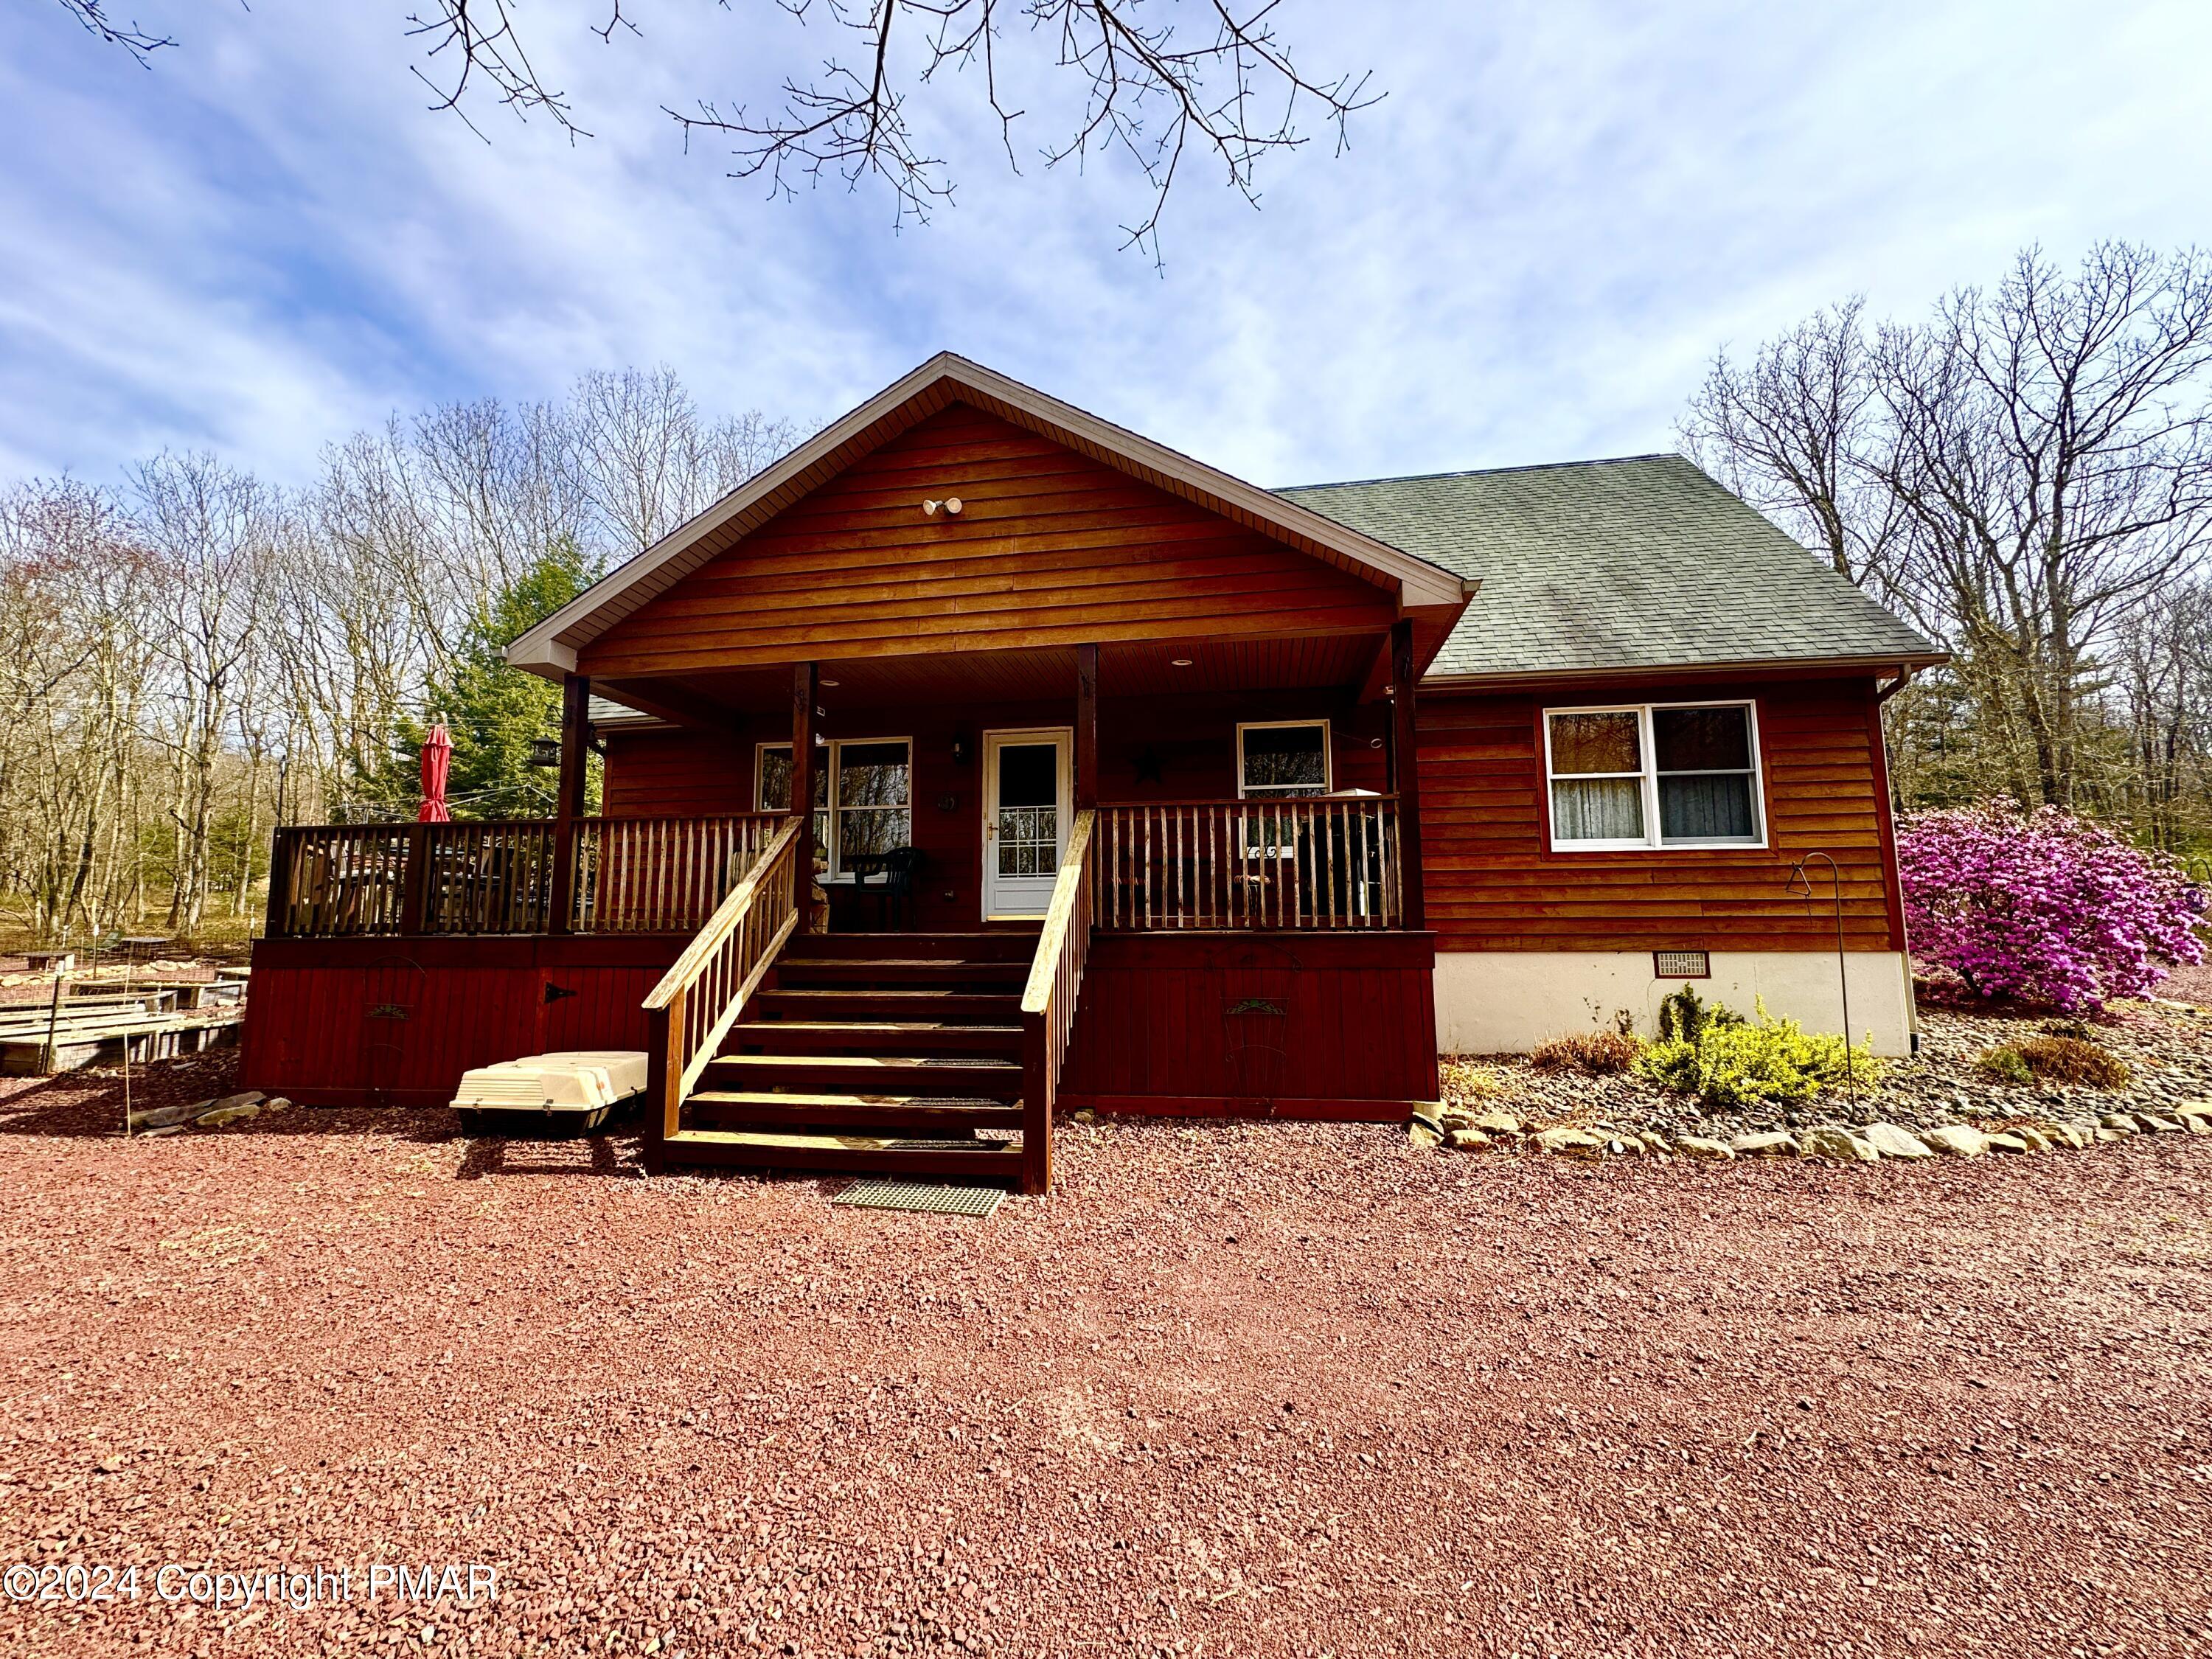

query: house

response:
[239,354,1944,1191]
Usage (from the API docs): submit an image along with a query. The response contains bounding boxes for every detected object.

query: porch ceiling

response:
[591,633,1389,726]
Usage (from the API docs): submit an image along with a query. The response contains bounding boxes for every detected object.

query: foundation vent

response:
[1653,950,1711,979]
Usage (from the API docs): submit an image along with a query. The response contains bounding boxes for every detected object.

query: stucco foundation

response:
[1435,950,1916,1057]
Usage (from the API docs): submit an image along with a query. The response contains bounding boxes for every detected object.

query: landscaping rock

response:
[1922,1124,1990,1157]
[1673,1135,1735,1160]
[1407,1121,1442,1150]
[2096,1127,2132,1143]
[204,1091,265,1113]
[2138,1114,2185,1134]
[2011,1127,2054,1152]
[1798,1126,1878,1162]
[1468,1110,1524,1135]
[2100,1113,2138,1133]
[127,1100,206,1132]
[1445,1128,1492,1152]
[1532,1127,1606,1158]
[1861,1122,1935,1159]
[1984,1132,2031,1153]
[1731,1131,1798,1157]
[194,1104,261,1130]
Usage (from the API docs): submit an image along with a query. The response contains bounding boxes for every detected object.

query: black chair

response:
[848,846,926,931]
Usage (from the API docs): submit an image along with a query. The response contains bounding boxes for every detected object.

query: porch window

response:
[1237,720,1332,799]
[1543,702,1763,850]
[754,742,830,870]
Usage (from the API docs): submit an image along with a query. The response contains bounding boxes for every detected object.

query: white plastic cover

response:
[451,1050,650,1111]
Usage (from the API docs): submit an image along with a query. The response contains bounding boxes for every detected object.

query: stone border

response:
[1407,1100,2212,1161]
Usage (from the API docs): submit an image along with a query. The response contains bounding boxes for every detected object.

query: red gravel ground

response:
[2,1056,2210,1658]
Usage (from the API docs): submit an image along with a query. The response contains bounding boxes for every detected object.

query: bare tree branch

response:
[52,0,174,62]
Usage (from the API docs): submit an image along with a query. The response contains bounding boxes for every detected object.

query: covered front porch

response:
[241,631,1440,1192]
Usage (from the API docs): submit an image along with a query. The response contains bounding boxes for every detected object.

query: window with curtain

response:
[1545,703,1761,849]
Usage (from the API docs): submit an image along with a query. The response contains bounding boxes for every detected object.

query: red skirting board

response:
[239,935,687,1109]
[1058,931,1437,1117]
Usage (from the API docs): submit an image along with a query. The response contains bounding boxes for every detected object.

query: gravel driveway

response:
[2,1055,2209,1658]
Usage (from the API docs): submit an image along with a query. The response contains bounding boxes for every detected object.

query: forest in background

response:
[0,369,798,940]
[1,241,2208,945]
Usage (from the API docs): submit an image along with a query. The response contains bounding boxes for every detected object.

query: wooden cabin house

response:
[240,355,1943,1191]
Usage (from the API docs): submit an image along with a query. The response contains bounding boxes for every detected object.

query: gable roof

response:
[1276,453,1944,685]
[508,353,1469,675]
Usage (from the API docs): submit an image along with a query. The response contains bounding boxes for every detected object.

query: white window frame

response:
[755,737,913,882]
[1235,719,1333,799]
[1541,700,1765,852]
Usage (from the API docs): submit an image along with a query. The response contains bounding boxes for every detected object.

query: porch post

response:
[791,661,818,935]
[1074,644,1099,810]
[548,674,591,934]
[1388,620,1427,931]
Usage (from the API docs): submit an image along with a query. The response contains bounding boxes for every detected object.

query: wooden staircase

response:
[657,932,1040,1182]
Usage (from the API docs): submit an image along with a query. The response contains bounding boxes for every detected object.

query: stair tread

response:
[670,1128,1020,1154]
[691,1089,1020,1110]
[737,1020,1020,1034]
[757,995,1013,1009]
[707,1052,1020,1071]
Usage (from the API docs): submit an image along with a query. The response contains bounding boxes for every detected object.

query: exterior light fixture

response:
[1169,657,1194,667]
[820,678,840,688]
[922,498,964,516]
[528,737,561,768]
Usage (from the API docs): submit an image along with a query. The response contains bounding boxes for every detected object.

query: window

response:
[1237,720,1332,799]
[757,739,911,877]
[1543,703,1762,849]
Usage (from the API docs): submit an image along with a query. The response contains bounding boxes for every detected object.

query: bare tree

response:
[63,1,1375,257]
[1686,242,2212,813]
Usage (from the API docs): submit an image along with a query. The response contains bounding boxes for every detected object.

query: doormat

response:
[832,1180,1007,1218]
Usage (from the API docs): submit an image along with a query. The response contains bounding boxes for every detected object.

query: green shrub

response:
[1973,1045,2034,1085]
[1529,1029,1643,1077]
[2016,1033,2131,1089]
[1635,996,1879,1112]
[1655,984,1745,1045]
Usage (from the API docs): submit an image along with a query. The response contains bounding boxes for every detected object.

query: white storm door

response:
[981,728,1071,919]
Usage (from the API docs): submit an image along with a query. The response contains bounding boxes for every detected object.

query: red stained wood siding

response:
[1416,675,1903,953]
[600,730,754,818]
[1060,931,1438,1114]
[577,404,1399,677]
[239,935,686,1108]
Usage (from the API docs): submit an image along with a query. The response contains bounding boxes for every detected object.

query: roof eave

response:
[1419,649,1951,692]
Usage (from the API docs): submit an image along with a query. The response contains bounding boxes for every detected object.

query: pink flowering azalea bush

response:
[1896,803,2208,1012]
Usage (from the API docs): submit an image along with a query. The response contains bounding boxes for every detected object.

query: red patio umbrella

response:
[418,723,453,822]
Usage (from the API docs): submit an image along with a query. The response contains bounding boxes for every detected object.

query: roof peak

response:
[1276,452,1688,495]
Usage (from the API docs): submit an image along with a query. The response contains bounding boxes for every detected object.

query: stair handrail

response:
[641,815,805,1171]
[1018,809,1096,1194]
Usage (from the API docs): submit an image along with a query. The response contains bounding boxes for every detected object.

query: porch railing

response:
[1093,795,1401,930]
[265,813,786,939]
[1019,809,1095,1195]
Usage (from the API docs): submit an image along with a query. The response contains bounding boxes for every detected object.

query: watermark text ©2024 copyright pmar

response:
[4,1562,498,1611]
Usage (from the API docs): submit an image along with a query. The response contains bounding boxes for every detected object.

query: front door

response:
[981,728,1071,919]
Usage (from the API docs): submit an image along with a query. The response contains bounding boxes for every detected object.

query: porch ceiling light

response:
[820,678,840,687]
[1169,657,1194,667]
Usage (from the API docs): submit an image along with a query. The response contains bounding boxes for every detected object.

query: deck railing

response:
[570,814,785,933]
[641,817,804,1169]
[265,812,786,939]
[1093,796,1401,931]
[1019,809,1095,1194]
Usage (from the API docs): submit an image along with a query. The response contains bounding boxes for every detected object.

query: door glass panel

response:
[996,743,1059,877]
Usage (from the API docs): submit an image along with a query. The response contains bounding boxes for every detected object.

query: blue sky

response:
[3,1,2207,492]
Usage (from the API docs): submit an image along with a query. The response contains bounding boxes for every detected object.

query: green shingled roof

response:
[1276,453,1941,683]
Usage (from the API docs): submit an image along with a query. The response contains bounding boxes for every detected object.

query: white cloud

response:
[1,0,2206,491]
